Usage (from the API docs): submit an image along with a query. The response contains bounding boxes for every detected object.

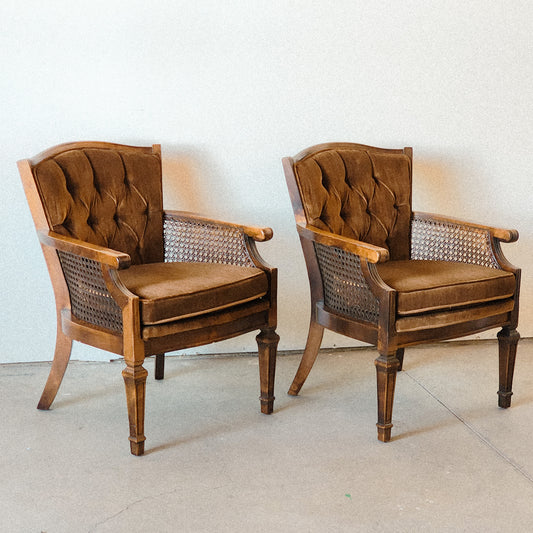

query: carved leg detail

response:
[396,348,405,372]
[154,353,165,380]
[256,328,279,414]
[37,329,73,410]
[497,327,520,408]
[122,364,148,456]
[375,353,401,442]
[288,321,324,396]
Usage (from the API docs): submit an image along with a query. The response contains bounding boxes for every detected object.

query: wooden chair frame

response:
[283,142,520,442]
[19,141,278,455]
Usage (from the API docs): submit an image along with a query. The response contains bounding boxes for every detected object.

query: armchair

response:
[19,141,278,455]
[283,142,520,442]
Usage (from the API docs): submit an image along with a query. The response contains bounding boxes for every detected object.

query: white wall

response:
[2,1,531,363]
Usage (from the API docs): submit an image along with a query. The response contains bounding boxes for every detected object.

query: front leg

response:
[375,352,401,442]
[256,327,279,414]
[122,362,148,456]
[497,327,520,408]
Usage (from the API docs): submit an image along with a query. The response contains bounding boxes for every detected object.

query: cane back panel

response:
[411,213,500,269]
[58,250,123,332]
[314,242,379,324]
[163,212,256,267]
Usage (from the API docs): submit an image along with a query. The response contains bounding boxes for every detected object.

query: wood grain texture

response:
[19,141,278,456]
[284,142,521,442]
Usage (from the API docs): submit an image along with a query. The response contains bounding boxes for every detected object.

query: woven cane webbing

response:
[163,213,255,267]
[314,242,379,323]
[58,251,123,332]
[411,214,500,269]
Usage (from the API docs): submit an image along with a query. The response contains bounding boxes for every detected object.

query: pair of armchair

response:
[19,141,520,455]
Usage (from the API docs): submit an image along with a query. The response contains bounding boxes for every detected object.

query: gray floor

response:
[2,339,533,532]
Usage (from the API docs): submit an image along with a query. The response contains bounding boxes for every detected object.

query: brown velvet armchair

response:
[283,142,520,442]
[19,141,278,455]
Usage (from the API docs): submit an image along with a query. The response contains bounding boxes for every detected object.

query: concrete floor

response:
[2,339,533,532]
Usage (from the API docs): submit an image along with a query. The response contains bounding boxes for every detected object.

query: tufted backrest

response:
[31,145,164,265]
[292,147,412,260]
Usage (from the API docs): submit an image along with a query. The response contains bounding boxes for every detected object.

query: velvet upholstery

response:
[19,141,279,456]
[118,262,268,324]
[283,142,521,444]
[394,299,514,333]
[294,149,412,260]
[376,260,516,316]
[33,148,164,265]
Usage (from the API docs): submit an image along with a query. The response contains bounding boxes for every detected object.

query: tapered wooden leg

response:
[37,328,73,410]
[122,363,148,456]
[396,348,405,372]
[375,353,401,442]
[497,327,520,408]
[154,353,165,380]
[256,327,279,414]
[288,321,324,396]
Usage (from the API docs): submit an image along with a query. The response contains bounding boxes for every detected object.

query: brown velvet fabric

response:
[376,260,516,315]
[141,300,271,341]
[395,299,514,332]
[34,148,163,264]
[294,149,412,260]
[118,262,268,325]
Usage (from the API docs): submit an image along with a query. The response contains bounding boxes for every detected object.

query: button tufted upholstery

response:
[294,148,412,260]
[33,148,164,265]
[19,141,279,456]
[284,142,521,444]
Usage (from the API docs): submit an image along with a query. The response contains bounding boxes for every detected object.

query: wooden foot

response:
[375,353,400,442]
[256,327,279,414]
[497,327,520,408]
[37,329,73,410]
[122,364,148,456]
[129,440,145,456]
[154,353,165,380]
[288,321,324,396]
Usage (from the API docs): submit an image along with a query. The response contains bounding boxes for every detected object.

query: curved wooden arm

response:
[38,231,131,270]
[413,212,518,243]
[296,224,390,264]
[164,210,273,242]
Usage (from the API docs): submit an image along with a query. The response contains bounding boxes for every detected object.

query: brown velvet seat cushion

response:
[376,260,515,315]
[118,262,268,325]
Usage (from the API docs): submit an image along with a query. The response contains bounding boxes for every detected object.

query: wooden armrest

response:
[414,212,518,243]
[297,224,390,264]
[164,210,273,242]
[38,231,131,270]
